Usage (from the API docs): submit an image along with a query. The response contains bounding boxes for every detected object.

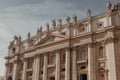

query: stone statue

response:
[18,36,21,42]
[27,32,31,39]
[9,41,14,48]
[46,23,49,32]
[13,35,18,44]
[58,19,62,27]
[13,35,18,40]
[87,9,91,18]
[37,28,39,34]
[107,1,112,11]
[52,19,56,29]
[73,15,77,25]
[39,26,42,34]
[66,16,70,24]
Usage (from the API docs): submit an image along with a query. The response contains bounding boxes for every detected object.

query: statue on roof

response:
[37,28,39,34]
[87,9,91,18]
[13,35,18,40]
[52,19,56,29]
[27,32,31,39]
[13,35,18,44]
[46,23,49,32]
[58,19,62,27]
[107,1,112,11]
[39,26,42,34]
[66,16,70,24]
[18,36,21,42]
[73,15,77,25]
[8,41,14,48]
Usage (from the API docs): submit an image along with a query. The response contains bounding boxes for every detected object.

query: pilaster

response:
[13,58,19,80]
[105,37,117,80]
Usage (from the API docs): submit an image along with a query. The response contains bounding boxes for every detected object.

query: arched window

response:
[8,76,12,80]
[99,46,104,59]
[98,72,105,80]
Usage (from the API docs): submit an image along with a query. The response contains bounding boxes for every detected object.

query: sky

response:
[0,0,118,76]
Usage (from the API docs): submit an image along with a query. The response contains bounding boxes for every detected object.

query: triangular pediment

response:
[35,33,67,46]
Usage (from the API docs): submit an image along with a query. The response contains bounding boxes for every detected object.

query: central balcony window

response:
[27,58,33,69]
[48,54,55,65]
[77,47,87,61]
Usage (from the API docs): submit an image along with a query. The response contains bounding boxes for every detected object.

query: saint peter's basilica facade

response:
[4,1,120,80]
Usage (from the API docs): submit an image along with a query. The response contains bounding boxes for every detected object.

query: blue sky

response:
[0,0,117,76]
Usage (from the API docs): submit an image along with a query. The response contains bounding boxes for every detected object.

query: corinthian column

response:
[43,54,48,80]
[13,59,19,80]
[22,59,27,80]
[55,51,60,80]
[72,47,77,80]
[32,58,36,80]
[65,48,70,80]
[4,61,9,80]
[34,56,40,80]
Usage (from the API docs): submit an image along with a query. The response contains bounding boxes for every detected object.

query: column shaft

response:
[13,61,18,80]
[34,57,40,80]
[43,54,48,80]
[4,64,8,80]
[22,60,27,80]
[88,44,94,80]
[72,48,77,80]
[65,48,70,80]
[55,51,60,80]
[32,58,36,80]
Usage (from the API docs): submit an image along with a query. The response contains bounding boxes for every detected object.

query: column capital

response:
[72,46,77,50]
[22,58,28,62]
[65,47,71,50]
[54,49,61,53]
[105,36,116,44]
[88,42,94,47]
[13,59,20,64]
[34,54,40,59]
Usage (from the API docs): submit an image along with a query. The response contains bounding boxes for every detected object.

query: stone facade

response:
[4,1,120,80]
